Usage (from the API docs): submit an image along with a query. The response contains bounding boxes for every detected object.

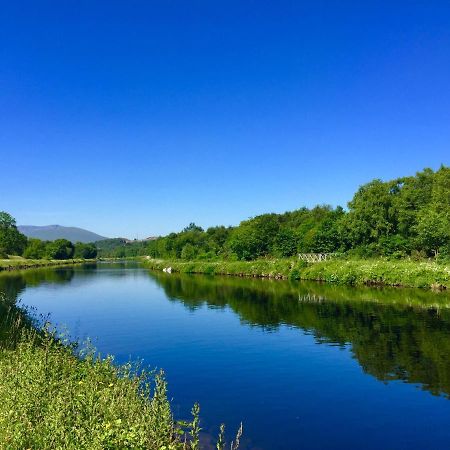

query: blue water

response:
[1,262,450,449]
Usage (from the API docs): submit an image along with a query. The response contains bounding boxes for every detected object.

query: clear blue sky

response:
[1,1,449,238]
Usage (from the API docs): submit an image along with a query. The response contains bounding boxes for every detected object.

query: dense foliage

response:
[74,242,98,259]
[148,166,450,261]
[95,238,148,258]
[3,165,449,262]
[0,214,97,261]
[0,212,27,257]
[23,239,96,260]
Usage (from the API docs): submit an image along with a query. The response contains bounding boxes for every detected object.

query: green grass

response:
[298,258,450,289]
[0,298,242,449]
[144,258,293,279]
[0,256,96,271]
[143,257,450,289]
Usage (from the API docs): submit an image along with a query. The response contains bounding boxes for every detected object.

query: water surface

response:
[1,262,449,449]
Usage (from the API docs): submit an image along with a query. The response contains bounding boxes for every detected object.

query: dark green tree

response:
[181,243,197,260]
[0,211,27,256]
[23,238,46,259]
[45,239,75,260]
[74,242,98,259]
[227,214,279,260]
[272,228,298,257]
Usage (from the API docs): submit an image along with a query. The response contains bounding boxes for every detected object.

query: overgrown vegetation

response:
[0,295,241,449]
[147,166,450,261]
[145,257,450,289]
[95,238,149,259]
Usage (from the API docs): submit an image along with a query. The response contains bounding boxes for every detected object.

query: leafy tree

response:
[181,243,197,260]
[183,223,204,233]
[45,239,75,260]
[144,165,450,261]
[206,226,231,252]
[23,239,46,259]
[344,180,398,247]
[295,206,338,252]
[309,207,345,253]
[96,238,148,258]
[74,242,97,259]
[0,211,27,256]
[272,228,298,257]
[376,234,410,257]
[393,169,434,238]
[228,214,279,260]
[413,167,450,256]
[415,210,450,256]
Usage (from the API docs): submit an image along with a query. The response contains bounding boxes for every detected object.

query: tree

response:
[0,211,27,256]
[143,165,450,260]
[272,228,298,257]
[227,214,279,260]
[416,210,450,256]
[182,223,204,233]
[23,238,46,259]
[181,243,197,260]
[414,167,450,256]
[74,242,97,259]
[310,219,341,253]
[344,180,398,247]
[45,239,75,260]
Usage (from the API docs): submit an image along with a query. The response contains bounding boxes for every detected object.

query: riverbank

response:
[0,256,97,272]
[144,258,450,289]
[0,294,236,449]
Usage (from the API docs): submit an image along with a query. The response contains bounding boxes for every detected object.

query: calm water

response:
[1,262,450,449]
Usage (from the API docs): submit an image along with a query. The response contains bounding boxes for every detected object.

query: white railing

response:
[297,253,337,263]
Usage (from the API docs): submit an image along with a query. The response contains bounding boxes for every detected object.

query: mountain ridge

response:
[18,225,109,243]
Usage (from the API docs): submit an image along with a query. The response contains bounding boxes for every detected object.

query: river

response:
[1,261,449,449]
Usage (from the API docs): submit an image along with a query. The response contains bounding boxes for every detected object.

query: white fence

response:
[297,253,337,263]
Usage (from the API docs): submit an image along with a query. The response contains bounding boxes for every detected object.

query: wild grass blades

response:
[144,257,450,289]
[216,424,226,450]
[190,403,201,450]
[231,423,243,450]
[0,294,242,449]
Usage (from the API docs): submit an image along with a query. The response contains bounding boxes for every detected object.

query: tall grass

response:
[0,297,242,449]
[0,257,94,271]
[144,257,450,289]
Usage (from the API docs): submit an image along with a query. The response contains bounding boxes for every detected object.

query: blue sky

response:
[1,1,449,238]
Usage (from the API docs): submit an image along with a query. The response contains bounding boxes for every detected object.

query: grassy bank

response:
[0,256,97,271]
[144,257,450,289]
[0,296,241,449]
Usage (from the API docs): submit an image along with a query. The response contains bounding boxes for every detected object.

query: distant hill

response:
[95,237,150,257]
[18,225,109,243]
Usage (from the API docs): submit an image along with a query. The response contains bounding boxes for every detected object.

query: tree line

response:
[147,166,450,261]
[2,166,448,262]
[95,238,148,258]
[0,212,97,260]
